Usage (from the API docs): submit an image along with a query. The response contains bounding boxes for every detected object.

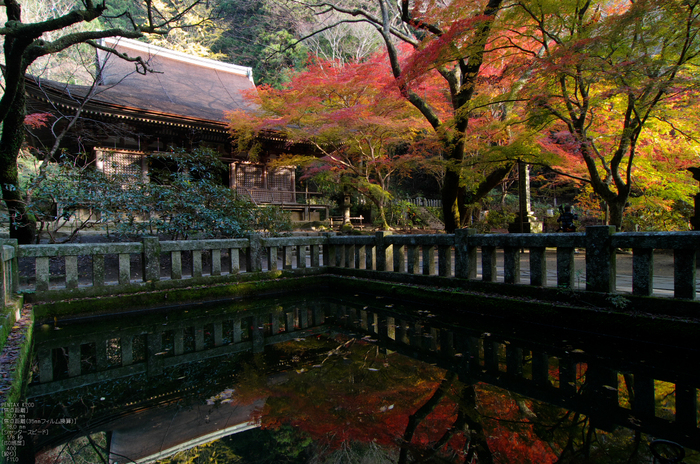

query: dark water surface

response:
[23,290,700,463]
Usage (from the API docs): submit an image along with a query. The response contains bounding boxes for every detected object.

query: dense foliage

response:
[229,55,433,229]
[23,149,291,242]
[0,0,223,243]
[4,0,700,236]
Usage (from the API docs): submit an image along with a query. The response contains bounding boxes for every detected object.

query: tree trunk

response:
[0,81,36,244]
[442,168,463,233]
[608,198,626,231]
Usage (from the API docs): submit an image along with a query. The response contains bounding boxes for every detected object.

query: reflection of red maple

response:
[233,337,474,458]
[478,384,557,463]
[258,353,446,449]
[230,337,595,462]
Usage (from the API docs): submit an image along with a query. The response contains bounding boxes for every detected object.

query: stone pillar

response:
[310,244,321,268]
[142,236,161,282]
[393,244,405,273]
[438,245,453,277]
[632,248,654,296]
[455,228,477,279]
[407,245,420,274]
[422,245,436,276]
[298,245,307,269]
[211,249,222,276]
[482,246,497,282]
[118,253,131,285]
[376,231,393,272]
[557,247,576,289]
[171,251,183,280]
[93,254,105,287]
[674,248,697,299]
[529,247,547,287]
[230,248,240,274]
[503,246,521,284]
[247,233,263,272]
[508,161,540,233]
[65,255,79,289]
[192,250,203,277]
[36,257,50,292]
[0,246,6,308]
[322,232,335,267]
[0,239,19,294]
[0,239,19,300]
[585,226,616,293]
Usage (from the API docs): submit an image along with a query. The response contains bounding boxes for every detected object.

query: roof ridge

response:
[99,37,255,84]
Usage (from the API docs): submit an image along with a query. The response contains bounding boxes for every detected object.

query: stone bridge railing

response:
[1,226,700,305]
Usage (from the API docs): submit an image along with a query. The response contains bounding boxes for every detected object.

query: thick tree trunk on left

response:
[442,169,464,233]
[0,80,36,244]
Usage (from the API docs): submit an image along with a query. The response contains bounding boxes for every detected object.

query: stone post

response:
[0,239,19,294]
[585,226,616,293]
[141,236,161,282]
[0,245,7,308]
[508,161,539,233]
[375,231,393,271]
[674,248,697,299]
[322,232,335,267]
[247,233,263,272]
[455,228,477,279]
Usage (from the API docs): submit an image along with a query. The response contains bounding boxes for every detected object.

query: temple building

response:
[24,37,327,222]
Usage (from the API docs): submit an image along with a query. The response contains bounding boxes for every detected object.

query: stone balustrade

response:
[1,226,700,306]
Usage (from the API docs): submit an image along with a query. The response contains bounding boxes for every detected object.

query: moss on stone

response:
[0,304,33,458]
[32,274,330,323]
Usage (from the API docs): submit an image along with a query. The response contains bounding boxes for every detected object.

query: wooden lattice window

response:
[268,168,293,191]
[236,164,264,189]
[97,149,143,181]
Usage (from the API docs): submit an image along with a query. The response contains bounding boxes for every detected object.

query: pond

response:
[18,290,700,463]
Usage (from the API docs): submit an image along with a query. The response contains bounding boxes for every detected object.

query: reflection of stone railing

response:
[4,227,700,303]
[28,287,700,448]
[328,300,700,449]
[29,298,327,397]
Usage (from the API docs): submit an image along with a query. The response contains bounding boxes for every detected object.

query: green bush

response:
[473,207,516,233]
[383,200,425,229]
[25,148,291,242]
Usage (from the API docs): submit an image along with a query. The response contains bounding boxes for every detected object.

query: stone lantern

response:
[508,160,542,233]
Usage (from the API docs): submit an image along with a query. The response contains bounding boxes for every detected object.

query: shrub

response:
[383,200,425,229]
[25,149,291,242]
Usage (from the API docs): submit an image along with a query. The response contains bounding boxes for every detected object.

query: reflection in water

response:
[25,291,700,463]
